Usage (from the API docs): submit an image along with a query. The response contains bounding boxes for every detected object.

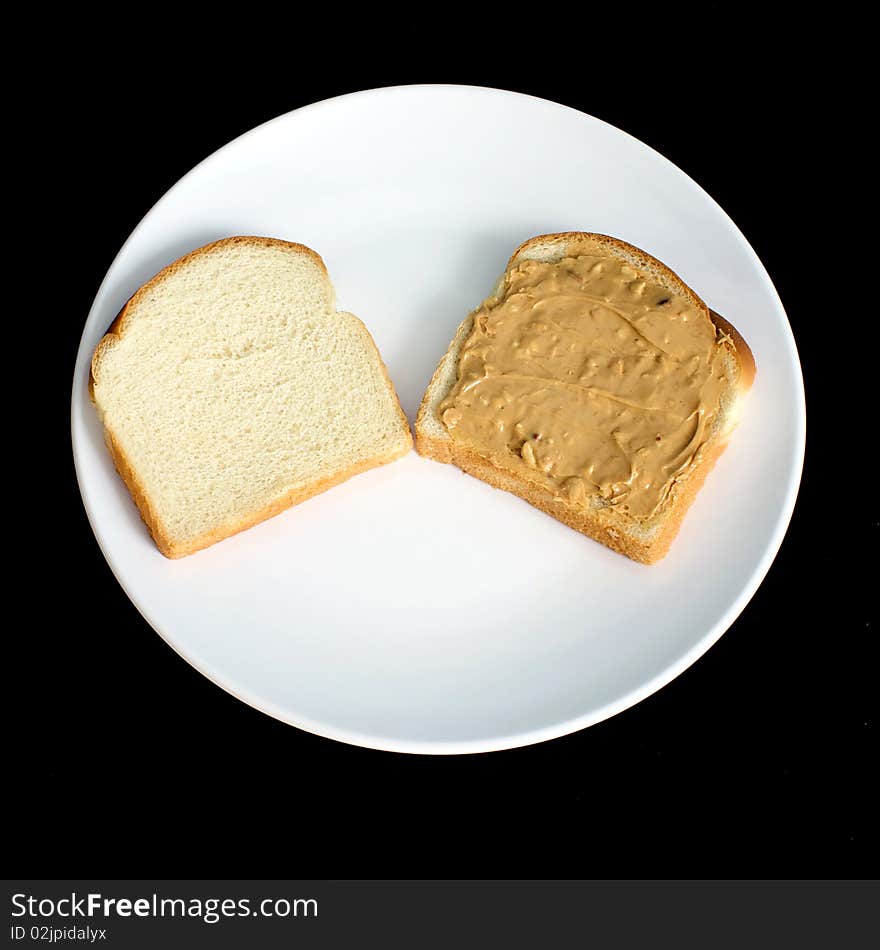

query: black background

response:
[16,15,874,879]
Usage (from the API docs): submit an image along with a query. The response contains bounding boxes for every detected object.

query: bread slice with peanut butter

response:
[415,232,755,563]
[91,237,412,558]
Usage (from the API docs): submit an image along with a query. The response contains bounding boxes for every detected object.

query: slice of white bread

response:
[415,232,755,563]
[91,236,412,558]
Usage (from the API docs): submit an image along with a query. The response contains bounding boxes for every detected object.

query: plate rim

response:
[71,83,807,754]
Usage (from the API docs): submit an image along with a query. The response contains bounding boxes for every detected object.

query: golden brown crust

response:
[710,309,756,391]
[92,236,412,559]
[415,232,756,563]
[102,427,175,556]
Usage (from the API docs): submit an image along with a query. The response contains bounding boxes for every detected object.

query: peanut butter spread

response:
[438,254,729,519]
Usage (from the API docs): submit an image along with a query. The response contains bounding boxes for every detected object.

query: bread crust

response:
[415,232,755,564]
[91,236,412,558]
[709,309,756,390]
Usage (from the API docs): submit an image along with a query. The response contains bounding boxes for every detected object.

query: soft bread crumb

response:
[91,237,412,557]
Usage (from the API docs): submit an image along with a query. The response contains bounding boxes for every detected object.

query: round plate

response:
[72,86,805,753]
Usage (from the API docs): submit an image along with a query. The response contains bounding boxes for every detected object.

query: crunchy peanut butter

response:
[438,254,728,519]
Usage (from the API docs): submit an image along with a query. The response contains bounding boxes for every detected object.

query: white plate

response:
[72,85,805,753]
